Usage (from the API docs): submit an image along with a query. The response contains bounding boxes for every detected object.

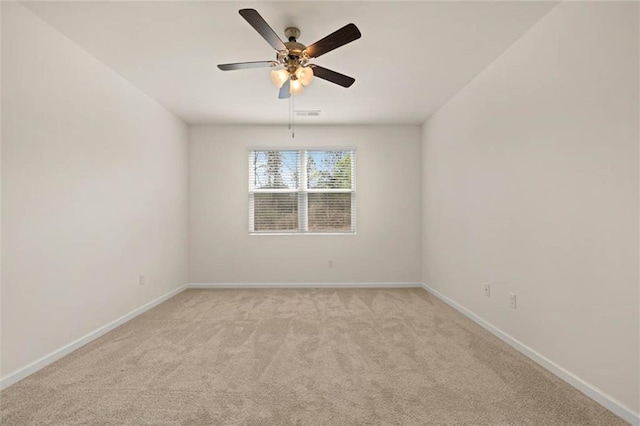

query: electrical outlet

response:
[509,292,517,309]
[327,260,334,268]
[484,284,491,297]
[139,274,145,286]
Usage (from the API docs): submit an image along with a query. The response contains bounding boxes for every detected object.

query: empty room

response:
[1,1,638,424]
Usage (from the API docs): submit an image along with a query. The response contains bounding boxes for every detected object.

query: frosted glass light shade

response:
[289,79,304,94]
[270,69,289,88]
[295,66,314,86]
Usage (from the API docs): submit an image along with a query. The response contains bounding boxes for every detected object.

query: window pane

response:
[253,193,298,231]
[307,151,353,189]
[308,193,352,232]
[251,150,299,189]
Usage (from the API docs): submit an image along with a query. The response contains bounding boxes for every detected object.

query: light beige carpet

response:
[1,288,627,425]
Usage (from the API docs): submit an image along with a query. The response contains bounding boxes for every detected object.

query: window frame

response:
[248,147,357,236]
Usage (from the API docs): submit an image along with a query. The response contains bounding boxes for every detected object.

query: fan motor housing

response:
[284,41,306,57]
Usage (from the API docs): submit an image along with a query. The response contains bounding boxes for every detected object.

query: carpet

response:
[0,288,627,425]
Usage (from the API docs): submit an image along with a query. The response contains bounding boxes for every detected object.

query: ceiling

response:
[22,1,558,125]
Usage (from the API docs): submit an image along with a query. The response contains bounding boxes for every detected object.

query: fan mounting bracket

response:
[284,27,301,41]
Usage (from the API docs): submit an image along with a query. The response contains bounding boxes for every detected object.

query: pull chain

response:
[288,87,291,131]
[292,89,295,138]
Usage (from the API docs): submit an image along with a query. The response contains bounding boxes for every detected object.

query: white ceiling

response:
[22,1,557,125]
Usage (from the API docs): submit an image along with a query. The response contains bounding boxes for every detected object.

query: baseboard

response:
[186,282,423,289]
[0,282,418,389]
[0,284,188,390]
[420,283,640,425]
[5,281,635,424]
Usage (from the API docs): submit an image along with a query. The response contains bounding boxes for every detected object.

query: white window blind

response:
[249,149,356,234]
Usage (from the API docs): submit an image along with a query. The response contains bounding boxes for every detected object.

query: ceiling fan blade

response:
[217,61,277,71]
[278,79,291,99]
[311,65,355,88]
[304,23,361,59]
[239,9,287,52]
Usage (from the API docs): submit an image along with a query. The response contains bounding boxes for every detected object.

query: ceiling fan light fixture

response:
[219,8,361,100]
[295,66,314,86]
[289,78,304,94]
[270,69,289,88]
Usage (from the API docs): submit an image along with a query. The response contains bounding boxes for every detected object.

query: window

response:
[249,149,355,234]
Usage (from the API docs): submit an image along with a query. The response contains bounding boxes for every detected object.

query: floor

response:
[0,288,627,425]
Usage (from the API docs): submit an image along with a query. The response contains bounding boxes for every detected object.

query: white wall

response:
[421,1,638,415]
[0,0,4,378]
[1,3,188,378]
[189,125,422,284]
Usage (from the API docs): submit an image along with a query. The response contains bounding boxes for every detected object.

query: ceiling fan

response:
[217,9,361,99]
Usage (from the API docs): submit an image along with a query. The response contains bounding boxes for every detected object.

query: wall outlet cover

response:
[509,292,517,309]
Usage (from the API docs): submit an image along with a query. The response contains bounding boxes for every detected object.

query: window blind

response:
[249,149,356,234]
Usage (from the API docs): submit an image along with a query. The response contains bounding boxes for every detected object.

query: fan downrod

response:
[282,27,306,60]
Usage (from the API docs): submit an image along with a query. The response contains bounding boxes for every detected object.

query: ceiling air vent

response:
[294,110,321,117]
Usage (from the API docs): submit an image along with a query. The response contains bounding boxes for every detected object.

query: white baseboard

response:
[0,284,187,390]
[420,283,639,425]
[4,281,636,425]
[186,282,423,289]
[0,282,419,390]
